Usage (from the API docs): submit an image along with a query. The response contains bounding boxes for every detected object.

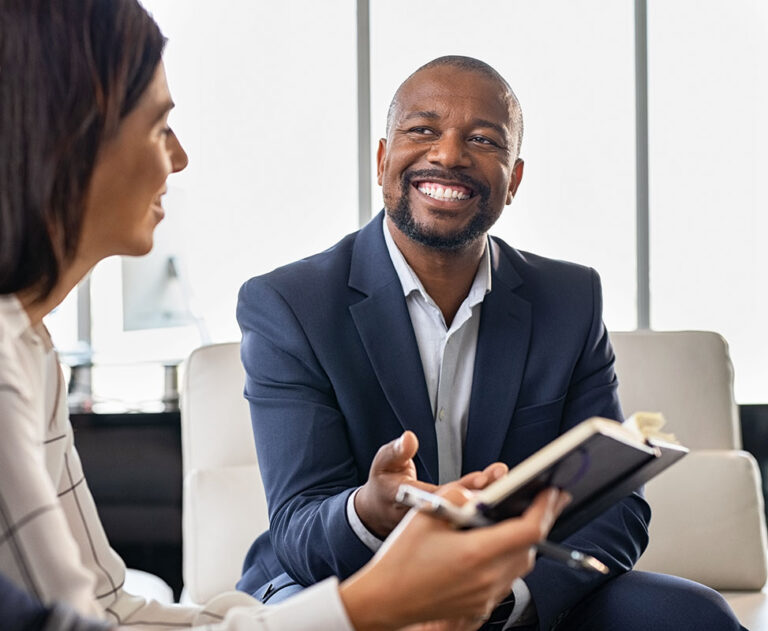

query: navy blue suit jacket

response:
[236,212,650,630]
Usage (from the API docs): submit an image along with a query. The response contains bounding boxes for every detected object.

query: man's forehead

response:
[393,67,514,127]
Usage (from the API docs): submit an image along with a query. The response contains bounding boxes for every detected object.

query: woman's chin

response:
[134,237,155,256]
[116,234,155,258]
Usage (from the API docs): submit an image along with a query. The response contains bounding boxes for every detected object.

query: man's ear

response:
[376,138,387,186]
[506,158,525,204]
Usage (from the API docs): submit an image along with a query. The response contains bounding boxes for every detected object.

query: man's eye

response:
[409,127,435,135]
[469,135,496,146]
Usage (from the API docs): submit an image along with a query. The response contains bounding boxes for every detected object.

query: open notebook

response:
[403,413,688,541]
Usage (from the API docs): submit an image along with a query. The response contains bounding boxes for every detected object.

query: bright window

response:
[370,0,638,331]
[648,0,768,402]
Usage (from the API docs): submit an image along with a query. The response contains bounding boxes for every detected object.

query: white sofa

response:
[611,330,768,628]
[180,342,266,605]
[181,334,768,627]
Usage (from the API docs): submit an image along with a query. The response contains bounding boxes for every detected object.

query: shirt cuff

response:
[199,578,355,631]
[502,579,535,629]
[346,488,384,552]
[268,577,355,631]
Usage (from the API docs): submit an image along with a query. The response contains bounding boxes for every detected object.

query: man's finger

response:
[457,470,488,490]
[457,462,509,490]
[482,462,508,482]
[371,430,419,473]
[398,430,419,460]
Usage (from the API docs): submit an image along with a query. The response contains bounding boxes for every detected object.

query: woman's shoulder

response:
[0,294,61,434]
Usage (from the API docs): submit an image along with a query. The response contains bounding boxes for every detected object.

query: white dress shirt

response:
[383,217,490,484]
[347,218,532,627]
[0,294,353,631]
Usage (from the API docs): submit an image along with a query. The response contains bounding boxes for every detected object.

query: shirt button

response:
[438,408,446,421]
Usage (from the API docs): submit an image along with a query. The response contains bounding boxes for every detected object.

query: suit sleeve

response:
[237,277,375,585]
[523,269,652,631]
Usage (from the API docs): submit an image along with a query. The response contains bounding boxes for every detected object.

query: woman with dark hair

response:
[0,1,566,630]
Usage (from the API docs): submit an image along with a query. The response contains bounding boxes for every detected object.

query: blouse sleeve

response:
[0,341,353,631]
[0,354,103,618]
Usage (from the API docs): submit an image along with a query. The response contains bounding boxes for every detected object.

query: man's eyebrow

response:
[473,119,509,139]
[401,110,441,123]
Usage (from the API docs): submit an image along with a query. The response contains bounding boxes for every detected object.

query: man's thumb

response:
[374,430,419,471]
[396,430,419,460]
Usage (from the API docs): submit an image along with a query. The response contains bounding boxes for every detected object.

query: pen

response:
[535,539,609,574]
[395,483,491,527]
[396,483,609,575]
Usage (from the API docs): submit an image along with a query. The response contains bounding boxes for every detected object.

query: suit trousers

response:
[552,570,745,631]
[251,569,745,630]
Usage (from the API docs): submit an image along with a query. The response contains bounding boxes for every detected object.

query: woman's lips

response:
[151,200,164,220]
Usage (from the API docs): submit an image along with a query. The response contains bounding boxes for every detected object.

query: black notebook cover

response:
[466,418,688,538]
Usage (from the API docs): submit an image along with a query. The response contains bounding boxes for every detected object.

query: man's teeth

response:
[417,184,470,200]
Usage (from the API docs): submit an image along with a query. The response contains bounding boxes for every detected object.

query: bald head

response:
[386,55,524,156]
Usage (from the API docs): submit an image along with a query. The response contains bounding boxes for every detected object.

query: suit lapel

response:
[463,240,532,474]
[348,214,438,483]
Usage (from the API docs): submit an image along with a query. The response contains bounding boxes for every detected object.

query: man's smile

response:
[413,180,474,202]
[385,166,494,250]
[404,172,484,214]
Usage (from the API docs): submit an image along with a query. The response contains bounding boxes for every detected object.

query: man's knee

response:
[558,571,743,631]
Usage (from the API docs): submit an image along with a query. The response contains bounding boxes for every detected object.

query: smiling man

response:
[236,57,743,631]
[380,59,522,258]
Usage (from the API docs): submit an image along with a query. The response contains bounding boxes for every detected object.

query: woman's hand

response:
[339,484,569,631]
[398,617,483,631]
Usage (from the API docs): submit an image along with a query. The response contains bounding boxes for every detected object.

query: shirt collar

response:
[381,215,493,307]
[0,293,54,351]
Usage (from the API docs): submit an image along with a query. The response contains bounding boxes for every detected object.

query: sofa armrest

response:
[635,450,768,590]
[124,568,174,603]
[182,465,269,604]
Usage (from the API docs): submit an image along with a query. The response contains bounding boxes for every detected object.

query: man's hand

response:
[355,431,434,538]
[355,431,511,539]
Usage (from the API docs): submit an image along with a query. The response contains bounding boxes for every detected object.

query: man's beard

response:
[385,169,495,252]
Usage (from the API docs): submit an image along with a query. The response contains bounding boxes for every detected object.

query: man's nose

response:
[427,131,471,169]
[168,129,189,173]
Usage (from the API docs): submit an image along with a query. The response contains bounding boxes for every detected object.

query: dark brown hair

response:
[0,0,165,300]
